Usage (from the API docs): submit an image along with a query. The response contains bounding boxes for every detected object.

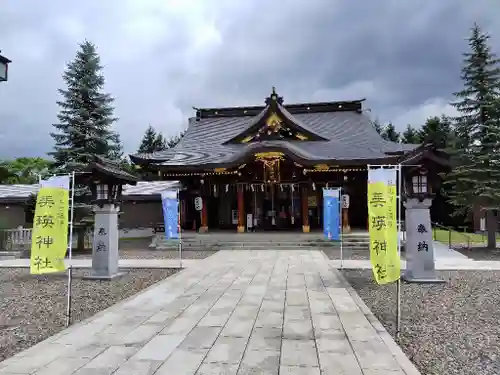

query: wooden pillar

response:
[237,189,245,233]
[342,207,351,233]
[199,197,208,233]
[302,187,310,233]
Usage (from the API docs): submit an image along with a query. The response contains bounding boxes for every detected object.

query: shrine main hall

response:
[130,88,445,233]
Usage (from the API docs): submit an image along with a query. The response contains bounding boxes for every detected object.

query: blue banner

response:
[161,191,179,239]
[323,188,341,240]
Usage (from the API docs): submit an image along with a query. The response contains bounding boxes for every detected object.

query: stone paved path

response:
[0,250,419,375]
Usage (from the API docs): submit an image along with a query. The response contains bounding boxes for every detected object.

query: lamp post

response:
[0,51,11,82]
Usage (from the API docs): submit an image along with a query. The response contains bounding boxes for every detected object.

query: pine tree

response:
[138,125,159,154]
[372,119,383,134]
[419,116,451,149]
[49,40,122,171]
[381,123,400,142]
[154,133,167,151]
[401,124,421,144]
[445,23,500,248]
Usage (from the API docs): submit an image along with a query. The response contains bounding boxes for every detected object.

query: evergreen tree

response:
[381,123,400,142]
[372,119,383,134]
[49,40,122,171]
[445,23,500,248]
[419,115,452,149]
[401,124,421,144]
[138,125,159,154]
[154,132,167,151]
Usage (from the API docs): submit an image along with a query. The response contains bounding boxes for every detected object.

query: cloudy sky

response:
[0,0,499,159]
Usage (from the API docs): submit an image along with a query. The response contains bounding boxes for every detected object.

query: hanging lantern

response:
[261,184,264,192]
[280,184,283,192]
[213,184,217,196]
[225,184,229,193]
[251,184,254,192]
[312,182,316,191]
[291,184,295,192]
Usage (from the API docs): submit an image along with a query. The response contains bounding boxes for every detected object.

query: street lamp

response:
[0,51,11,82]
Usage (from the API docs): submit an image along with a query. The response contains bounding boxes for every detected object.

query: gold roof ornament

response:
[313,164,330,171]
[254,152,285,161]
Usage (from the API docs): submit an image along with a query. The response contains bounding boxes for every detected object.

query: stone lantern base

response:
[402,198,445,284]
[84,204,126,280]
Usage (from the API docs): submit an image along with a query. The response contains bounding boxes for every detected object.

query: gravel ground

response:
[455,247,500,261]
[322,247,371,260]
[342,269,500,375]
[0,267,178,362]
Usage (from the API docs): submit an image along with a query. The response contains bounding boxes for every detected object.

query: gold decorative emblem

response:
[214,167,227,173]
[313,164,330,171]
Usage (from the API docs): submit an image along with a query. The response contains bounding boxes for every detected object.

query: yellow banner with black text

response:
[367,168,400,284]
[30,176,70,274]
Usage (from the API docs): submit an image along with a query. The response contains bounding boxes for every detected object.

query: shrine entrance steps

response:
[150,231,370,251]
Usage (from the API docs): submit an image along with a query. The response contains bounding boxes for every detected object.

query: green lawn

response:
[433,228,500,245]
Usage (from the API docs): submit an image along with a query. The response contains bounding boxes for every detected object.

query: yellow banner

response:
[368,173,400,284]
[30,186,69,274]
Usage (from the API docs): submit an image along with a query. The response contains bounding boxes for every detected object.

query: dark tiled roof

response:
[131,98,419,167]
[0,181,180,202]
[87,156,139,184]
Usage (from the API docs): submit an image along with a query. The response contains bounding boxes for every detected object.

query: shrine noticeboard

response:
[367,168,400,284]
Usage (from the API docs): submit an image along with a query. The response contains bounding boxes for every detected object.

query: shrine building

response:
[130,88,448,233]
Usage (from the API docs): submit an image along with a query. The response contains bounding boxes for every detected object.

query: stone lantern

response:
[403,166,444,283]
[85,156,138,279]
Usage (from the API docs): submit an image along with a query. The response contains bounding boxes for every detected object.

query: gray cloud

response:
[0,0,499,159]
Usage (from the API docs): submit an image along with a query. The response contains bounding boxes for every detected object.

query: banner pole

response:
[178,189,182,268]
[66,171,76,328]
[340,187,343,269]
[396,164,402,337]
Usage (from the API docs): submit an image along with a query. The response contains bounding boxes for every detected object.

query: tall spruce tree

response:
[401,124,421,144]
[49,40,122,171]
[138,125,159,154]
[445,23,500,248]
[381,123,401,142]
[419,115,452,149]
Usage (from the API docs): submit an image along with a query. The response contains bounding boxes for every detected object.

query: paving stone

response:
[160,317,199,335]
[221,318,255,338]
[75,346,138,373]
[350,340,403,371]
[131,334,184,361]
[279,366,321,375]
[32,358,89,375]
[112,359,163,375]
[285,291,309,306]
[180,326,222,349]
[283,320,314,340]
[121,324,163,345]
[196,362,239,375]
[238,350,280,374]
[154,348,208,375]
[254,310,283,328]
[260,300,284,311]
[204,337,248,364]
[318,351,363,375]
[284,305,311,321]
[247,335,282,352]
[281,339,319,367]
[315,331,353,354]
[252,326,283,338]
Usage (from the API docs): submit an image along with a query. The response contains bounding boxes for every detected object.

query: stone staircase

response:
[151,232,370,251]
